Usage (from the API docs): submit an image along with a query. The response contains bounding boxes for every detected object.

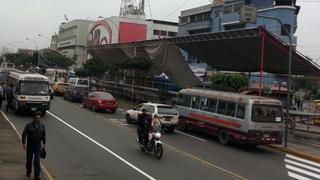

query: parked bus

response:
[176,88,283,145]
[8,72,50,116]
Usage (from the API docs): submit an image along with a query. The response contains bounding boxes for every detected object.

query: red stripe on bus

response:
[189,113,241,128]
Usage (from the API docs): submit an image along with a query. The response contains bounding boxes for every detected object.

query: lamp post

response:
[26,37,40,67]
[257,15,293,147]
[38,34,50,49]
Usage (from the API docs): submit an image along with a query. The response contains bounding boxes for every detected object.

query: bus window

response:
[191,96,201,109]
[177,94,191,107]
[226,102,236,117]
[252,105,282,123]
[217,101,227,115]
[236,104,246,119]
[201,98,217,113]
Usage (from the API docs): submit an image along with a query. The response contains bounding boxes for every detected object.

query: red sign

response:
[119,22,147,43]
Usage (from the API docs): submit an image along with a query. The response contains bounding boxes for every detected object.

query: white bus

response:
[45,68,67,84]
[8,72,50,116]
[176,88,283,145]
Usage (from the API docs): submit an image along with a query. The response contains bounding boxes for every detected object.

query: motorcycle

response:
[137,123,163,159]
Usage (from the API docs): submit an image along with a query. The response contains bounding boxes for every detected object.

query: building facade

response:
[54,19,95,68]
[87,16,178,47]
[178,0,299,46]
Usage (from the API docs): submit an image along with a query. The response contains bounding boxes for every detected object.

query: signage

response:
[240,5,257,24]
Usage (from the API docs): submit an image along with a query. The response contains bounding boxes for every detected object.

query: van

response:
[68,78,89,88]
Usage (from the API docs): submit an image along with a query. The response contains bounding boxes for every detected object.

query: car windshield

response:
[78,80,88,85]
[97,93,114,99]
[157,106,178,115]
[19,81,49,95]
[251,105,282,123]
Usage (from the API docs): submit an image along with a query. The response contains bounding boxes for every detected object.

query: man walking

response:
[22,111,46,180]
[5,84,13,112]
[0,84,4,109]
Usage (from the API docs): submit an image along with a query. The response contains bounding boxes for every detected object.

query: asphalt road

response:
[3,97,306,180]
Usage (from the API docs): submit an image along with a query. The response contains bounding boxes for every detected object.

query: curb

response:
[0,111,54,180]
[266,144,320,163]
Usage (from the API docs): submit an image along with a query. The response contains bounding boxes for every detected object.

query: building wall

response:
[178,1,298,45]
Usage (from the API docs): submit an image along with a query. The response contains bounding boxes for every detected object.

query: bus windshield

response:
[251,105,282,123]
[19,81,49,95]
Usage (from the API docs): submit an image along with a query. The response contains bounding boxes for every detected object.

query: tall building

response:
[53,19,95,68]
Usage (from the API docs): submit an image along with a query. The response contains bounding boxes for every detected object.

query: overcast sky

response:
[0,0,319,61]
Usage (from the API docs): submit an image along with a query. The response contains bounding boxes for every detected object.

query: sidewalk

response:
[0,111,49,180]
[268,130,320,163]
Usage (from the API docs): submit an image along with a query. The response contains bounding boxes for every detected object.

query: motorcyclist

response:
[137,108,152,147]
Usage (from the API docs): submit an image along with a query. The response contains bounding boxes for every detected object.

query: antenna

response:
[119,0,145,19]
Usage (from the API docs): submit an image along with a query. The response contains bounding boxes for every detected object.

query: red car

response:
[82,92,118,113]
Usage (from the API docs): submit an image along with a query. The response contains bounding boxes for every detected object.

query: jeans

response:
[26,145,41,178]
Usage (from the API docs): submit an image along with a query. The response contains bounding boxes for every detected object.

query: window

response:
[190,15,197,23]
[180,16,188,24]
[148,106,155,113]
[281,24,291,36]
[236,104,246,119]
[160,31,167,36]
[191,96,201,109]
[233,3,243,12]
[224,23,246,31]
[196,13,203,21]
[251,105,282,123]
[153,30,160,35]
[177,94,191,107]
[217,101,227,115]
[223,5,232,14]
[157,106,178,115]
[168,31,177,37]
[226,102,236,117]
[135,104,143,111]
[204,12,211,20]
[201,98,217,113]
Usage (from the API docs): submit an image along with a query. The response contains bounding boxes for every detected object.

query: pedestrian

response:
[0,84,4,109]
[22,111,46,180]
[5,84,13,112]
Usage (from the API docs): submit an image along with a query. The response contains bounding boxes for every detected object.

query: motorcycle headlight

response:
[155,132,161,139]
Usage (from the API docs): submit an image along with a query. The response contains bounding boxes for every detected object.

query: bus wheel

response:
[177,120,188,131]
[41,110,46,116]
[218,129,230,145]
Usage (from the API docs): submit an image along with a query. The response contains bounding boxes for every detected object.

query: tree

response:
[211,73,248,92]
[83,58,109,89]
[42,50,74,69]
[4,53,37,69]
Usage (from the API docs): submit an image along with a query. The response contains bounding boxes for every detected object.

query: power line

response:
[162,0,191,20]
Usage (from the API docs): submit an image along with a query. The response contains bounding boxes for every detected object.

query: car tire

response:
[126,114,132,124]
[92,104,97,112]
[218,129,230,145]
[41,110,46,116]
[166,126,175,133]
[111,110,116,114]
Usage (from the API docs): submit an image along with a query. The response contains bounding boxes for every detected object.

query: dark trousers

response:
[137,128,148,146]
[6,97,12,111]
[26,146,41,178]
[0,95,3,109]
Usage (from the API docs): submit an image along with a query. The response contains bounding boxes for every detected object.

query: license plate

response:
[165,118,171,122]
[31,107,37,111]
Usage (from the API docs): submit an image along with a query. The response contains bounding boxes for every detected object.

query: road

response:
[3,97,319,180]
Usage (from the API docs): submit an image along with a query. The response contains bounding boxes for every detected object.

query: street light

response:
[26,37,40,67]
[38,34,50,49]
[257,15,293,148]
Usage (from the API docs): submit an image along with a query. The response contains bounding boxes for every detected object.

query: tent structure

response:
[87,27,320,88]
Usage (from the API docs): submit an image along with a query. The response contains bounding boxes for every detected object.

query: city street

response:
[3,97,311,180]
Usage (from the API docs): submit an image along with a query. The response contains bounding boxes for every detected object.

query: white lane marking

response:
[285,159,320,173]
[285,164,320,179]
[288,171,312,180]
[286,154,320,168]
[175,130,207,142]
[47,111,156,180]
[0,110,21,138]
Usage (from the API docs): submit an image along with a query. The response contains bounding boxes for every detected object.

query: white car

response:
[126,103,179,132]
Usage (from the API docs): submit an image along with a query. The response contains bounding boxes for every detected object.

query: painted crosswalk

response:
[285,154,320,180]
